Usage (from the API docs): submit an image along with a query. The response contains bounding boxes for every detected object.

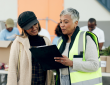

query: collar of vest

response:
[59,26,80,54]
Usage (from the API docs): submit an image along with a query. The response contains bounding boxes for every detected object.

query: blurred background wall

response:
[0,0,110,47]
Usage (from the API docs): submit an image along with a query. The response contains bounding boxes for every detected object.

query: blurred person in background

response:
[80,18,105,50]
[7,11,55,85]
[54,8,102,85]
[38,28,51,41]
[52,23,62,46]
[0,18,20,41]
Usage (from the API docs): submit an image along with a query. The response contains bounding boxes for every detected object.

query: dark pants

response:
[102,76,110,85]
[0,74,7,85]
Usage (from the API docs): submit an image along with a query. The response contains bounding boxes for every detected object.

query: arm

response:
[7,39,19,85]
[99,43,103,51]
[0,31,5,40]
[73,35,99,72]
[54,36,99,72]
[99,31,105,50]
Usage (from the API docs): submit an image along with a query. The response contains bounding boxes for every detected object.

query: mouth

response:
[61,29,66,32]
[8,30,12,32]
[32,30,38,33]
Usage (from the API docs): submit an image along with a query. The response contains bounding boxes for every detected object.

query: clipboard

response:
[30,45,68,70]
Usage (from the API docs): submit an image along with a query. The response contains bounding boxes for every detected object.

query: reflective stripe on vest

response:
[57,31,102,85]
[71,77,102,85]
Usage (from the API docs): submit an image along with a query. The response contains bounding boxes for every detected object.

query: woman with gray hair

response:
[54,8,102,85]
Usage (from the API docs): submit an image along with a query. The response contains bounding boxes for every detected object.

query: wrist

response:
[70,60,73,67]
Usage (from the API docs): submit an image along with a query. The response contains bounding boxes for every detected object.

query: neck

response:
[67,36,71,42]
[67,30,75,42]
[88,28,92,31]
[28,34,38,40]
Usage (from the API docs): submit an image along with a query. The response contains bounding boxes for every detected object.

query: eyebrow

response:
[60,19,69,21]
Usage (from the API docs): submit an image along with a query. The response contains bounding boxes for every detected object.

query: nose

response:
[31,26,37,30]
[60,22,64,28]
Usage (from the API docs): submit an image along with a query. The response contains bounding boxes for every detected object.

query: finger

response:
[55,60,62,63]
[55,60,66,65]
[54,57,63,59]
[55,59,65,63]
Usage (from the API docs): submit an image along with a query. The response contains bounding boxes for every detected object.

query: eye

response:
[65,22,68,23]
[60,21,62,23]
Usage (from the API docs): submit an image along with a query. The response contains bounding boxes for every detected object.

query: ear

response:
[75,21,78,27]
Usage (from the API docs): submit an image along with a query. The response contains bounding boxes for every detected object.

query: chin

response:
[32,32,38,35]
[62,32,67,35]
[8,30,12,32]
[31,33,38,36]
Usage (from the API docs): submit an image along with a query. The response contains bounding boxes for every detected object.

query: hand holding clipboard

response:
[30,45,68,70]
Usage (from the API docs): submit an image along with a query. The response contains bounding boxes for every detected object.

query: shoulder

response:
[0,29,7,33]
[12,36,21,44]
[10,37,20,51]
[95,27,104,33]
[86,35,93,41]
[52,36,60,44]
[13,27,19,30]
[0,29,7,37]
[86,35,97,48]
[14,36,27,44]
[85,33,98,49]
[12,27,19,33]
[53,36,60,40]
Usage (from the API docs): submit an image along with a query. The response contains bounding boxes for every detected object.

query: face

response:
[5,25,13,32]
[60,15,78,36]
[6,27,13,32]
[88,22,96,31]
[26,23,39,36]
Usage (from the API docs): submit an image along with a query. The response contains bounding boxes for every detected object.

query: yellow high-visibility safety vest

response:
[57,31,102,85]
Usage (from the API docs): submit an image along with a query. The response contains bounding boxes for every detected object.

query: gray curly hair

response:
[60,8,80,23]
